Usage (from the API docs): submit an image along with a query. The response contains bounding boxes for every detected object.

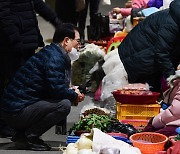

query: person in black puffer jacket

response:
[0,0,62,137]
[0,23,85,151]
[118,0,180,92]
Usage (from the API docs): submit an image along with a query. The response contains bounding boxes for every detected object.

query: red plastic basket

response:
[121,119,148,131]
[112,91,160,104]
[106,36,125,53]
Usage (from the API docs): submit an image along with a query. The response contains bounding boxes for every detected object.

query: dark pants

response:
[78,0,100,39]
[143,123,178,137]
[1,99,71,138]
[55,0,78,25]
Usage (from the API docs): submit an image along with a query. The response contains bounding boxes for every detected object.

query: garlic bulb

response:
[78,149,95,154]
[66,143,78,154]
[77,136,93,150]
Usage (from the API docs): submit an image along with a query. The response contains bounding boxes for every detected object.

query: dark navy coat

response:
[118,0,180,85]
[0,43,78,112]
[0,0,59,54]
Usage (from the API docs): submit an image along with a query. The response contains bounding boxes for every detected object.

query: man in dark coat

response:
[0,0,61,137]
[118,0,180,92]
[0,23,84,151]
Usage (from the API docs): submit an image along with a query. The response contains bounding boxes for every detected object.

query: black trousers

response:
[55,0,78,25]
[78,0,100,38]
[1,99,71,138]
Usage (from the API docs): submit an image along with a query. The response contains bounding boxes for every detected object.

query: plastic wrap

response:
[102,48,120,75]
[101,63,128,101]
[71,44,105,91]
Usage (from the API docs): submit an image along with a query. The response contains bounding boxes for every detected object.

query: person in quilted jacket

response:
[118,0,180,92]
[0,23,85,151]
[0,0,62,137]
[143,70,180,137]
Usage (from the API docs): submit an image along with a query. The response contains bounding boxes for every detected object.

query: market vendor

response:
[0,23,85,151]
[143,70,180,137]
[118,0,180,92]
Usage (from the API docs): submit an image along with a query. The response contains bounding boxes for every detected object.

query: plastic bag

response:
[71,44,105,90]
[102,48,120,75]
[160,0,173,10]
[101,64,128,101]
[94,82,102,101]
[101,0,111,5]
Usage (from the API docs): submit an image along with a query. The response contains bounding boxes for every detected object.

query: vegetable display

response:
[69,114,137,137]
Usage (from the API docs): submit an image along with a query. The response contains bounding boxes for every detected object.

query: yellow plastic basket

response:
[116,102,160,120]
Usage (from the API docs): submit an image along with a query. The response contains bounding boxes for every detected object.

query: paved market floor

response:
[0,1,126,153]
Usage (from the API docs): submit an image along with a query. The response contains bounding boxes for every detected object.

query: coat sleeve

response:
[33,0,62,27]
[120,8,132,16]
[0,0,23,54]
[45,56,78,102]
[120,0,148,17]
[153,24,178,79]
[152,84,180,129]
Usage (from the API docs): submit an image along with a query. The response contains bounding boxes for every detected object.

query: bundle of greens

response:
[69,114,137,137]
[69,114,111,135]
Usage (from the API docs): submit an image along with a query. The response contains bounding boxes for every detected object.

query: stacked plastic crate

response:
[112,91,161,130]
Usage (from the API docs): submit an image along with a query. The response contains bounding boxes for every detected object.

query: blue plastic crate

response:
[67,135,132,145]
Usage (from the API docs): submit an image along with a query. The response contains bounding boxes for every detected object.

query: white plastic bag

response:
[102,48,120,75]
[101,64,128,101]
[101,0,111,5]
[160,0,173,10]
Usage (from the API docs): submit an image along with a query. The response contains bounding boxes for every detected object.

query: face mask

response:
[68,47,80,61]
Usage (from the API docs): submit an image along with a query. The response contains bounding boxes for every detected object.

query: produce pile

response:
[69,114,137,137]
[117,83,153,95]
[82,108,110,117]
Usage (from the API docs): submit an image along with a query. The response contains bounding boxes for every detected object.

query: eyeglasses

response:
[70,38,81,45]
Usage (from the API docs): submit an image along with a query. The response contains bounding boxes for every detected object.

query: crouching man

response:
[0,23,84,151]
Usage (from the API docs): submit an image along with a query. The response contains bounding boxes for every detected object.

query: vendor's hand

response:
[177,64,180,70]
[113,7,121,14]
[73,93,85,106]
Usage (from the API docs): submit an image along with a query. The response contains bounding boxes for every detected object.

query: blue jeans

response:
[1,99,71,138]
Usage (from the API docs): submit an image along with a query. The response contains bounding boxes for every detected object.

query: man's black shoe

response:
[14,136,51,151]
[11,132,25,142]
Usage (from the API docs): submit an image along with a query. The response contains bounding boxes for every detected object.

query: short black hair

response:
[53,23,80,43]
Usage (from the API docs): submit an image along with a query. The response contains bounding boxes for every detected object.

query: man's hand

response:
[73,93,85,106]
[112,7,121,14]
[71,86,85,106]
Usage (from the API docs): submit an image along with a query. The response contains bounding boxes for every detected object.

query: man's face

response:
[66,30,81,52]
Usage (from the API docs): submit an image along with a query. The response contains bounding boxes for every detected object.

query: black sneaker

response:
[27,136,51,151]
[11,132,25,142]
[14,136,51,151]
